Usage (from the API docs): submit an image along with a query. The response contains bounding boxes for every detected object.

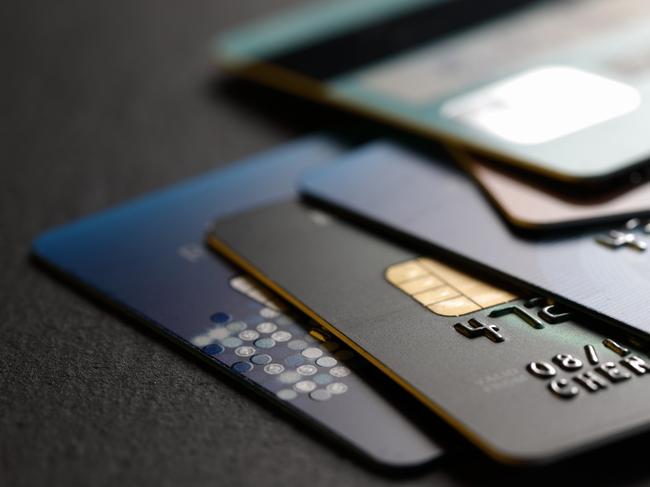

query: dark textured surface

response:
[2,1,650,486]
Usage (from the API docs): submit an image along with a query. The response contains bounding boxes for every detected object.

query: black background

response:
[2,1,650,485]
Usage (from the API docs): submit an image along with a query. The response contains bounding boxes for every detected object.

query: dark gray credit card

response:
[208,198,650,465]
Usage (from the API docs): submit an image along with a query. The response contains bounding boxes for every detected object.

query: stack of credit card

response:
[34,0,650,472]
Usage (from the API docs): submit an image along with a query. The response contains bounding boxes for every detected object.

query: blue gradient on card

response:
[33,136,343,340]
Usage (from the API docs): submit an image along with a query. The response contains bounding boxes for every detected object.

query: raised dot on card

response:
[330,366,351,378]
[287,339,308,351]
[316,356,337,368]
[302,347,323,360]
[297,364,318,376]
[231,362,253,374]
[263,363,284,375]
[309,389,332,402]
[275,316,295,326]
[278,371,301,384]
[256,322,278,334]
[294,380,317,393]
[208,327,230,341]
[251,354,272,365]
[285,355,305,367]
[210,312,232,324]
[314,374,334,385]
[235,346,256,358]
[202,343,224,356]
[271,331,292,342]
[221,337,243,348]
[226,321,247,332]
[259,307,280,319]
[239,329,259,341]
[192,335,212,347]
[327,382,348,395]
[254,337,276,349]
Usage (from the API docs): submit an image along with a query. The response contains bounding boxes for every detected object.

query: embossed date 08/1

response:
[527,339,650,399]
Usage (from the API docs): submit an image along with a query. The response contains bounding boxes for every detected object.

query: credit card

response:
[217,0,650,184]
[460,152,650,231]
[31,136,445,469]
[208,199,650,465]
[300,141,650,338]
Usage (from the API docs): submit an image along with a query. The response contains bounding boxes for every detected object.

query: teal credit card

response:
[217,0,650,184]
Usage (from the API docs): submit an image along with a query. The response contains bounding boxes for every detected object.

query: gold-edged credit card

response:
[207,198,650,465]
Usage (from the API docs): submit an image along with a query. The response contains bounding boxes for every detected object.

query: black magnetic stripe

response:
[266,0,540,80]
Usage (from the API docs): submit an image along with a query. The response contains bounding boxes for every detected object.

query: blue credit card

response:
[300,141,650,339]
[31,135,445,469]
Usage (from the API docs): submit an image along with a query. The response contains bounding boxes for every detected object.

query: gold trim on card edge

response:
[207,232,532,465]
[217,52,613,186]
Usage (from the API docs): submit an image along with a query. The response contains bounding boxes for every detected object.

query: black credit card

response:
[208,198,650,465]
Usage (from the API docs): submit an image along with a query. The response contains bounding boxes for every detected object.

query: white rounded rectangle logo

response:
[441,66,641,145]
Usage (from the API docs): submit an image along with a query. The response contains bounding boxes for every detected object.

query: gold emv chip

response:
[385,257,516,316]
